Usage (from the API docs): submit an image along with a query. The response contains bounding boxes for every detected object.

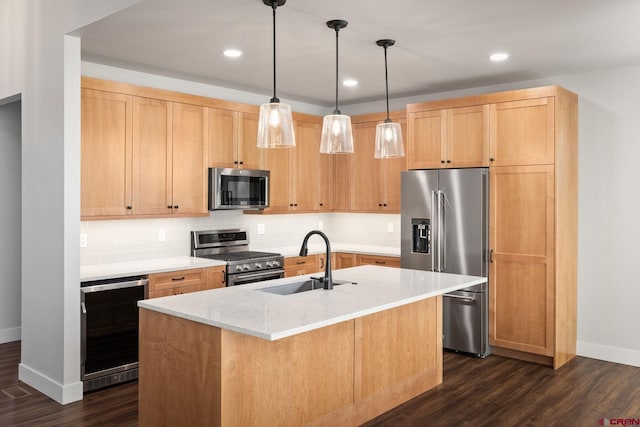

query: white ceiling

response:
[76,0,640,106]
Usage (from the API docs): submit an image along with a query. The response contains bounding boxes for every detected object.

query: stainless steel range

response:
[191,229,284,286]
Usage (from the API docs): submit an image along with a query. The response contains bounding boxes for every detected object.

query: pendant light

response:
[257,0,295,148]
[374,39,405,158]
[320,20,354,154]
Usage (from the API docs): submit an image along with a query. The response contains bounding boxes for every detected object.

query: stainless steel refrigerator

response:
[401,168,490,357]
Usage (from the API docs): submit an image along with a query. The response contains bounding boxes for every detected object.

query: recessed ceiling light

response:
[343,79,358,87]
[223,49,243,58]
[489,52,509,62]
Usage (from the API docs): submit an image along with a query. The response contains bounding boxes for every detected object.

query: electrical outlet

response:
[158,229,166,242]
[257,224,266,235]
[80,234,87,248]
[318,220,323,231]
[387,223,394,233]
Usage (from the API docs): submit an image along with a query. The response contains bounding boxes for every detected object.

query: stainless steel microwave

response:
[208,168,269,210]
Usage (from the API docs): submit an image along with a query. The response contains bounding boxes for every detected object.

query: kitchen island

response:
[137,265,486,427]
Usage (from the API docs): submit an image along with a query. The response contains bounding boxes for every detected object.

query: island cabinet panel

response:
[139,310,222,427]
[205,265,226,289]
[139,296,445,427]
[335,252,357,269]
[355,297,441,402]
[220,321,355,427]
[356,254,401,268]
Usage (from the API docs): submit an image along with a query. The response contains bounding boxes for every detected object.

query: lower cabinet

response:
[148,266,225,299]
[292,252,401,272]
[284,255,320,277]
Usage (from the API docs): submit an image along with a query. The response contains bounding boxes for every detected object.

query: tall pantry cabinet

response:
[407,86,577,369]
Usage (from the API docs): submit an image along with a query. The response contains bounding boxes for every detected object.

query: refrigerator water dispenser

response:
[411,218,430,254]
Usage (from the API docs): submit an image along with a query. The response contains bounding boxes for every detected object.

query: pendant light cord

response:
[384,45,391,123]
[270,3,279,103]
[334,27,340,114]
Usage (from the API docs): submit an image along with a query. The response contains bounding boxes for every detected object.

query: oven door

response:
[227,269,285,286]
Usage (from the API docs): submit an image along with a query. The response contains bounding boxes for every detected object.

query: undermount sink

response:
[259,278,351,295]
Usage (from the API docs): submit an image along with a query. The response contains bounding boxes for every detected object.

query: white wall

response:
[2,0,141,405]
[0,100,21,344]
[80,212,400,265]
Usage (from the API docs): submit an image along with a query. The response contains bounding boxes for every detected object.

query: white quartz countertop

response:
[80,256,226,282]
[138,265,486,341]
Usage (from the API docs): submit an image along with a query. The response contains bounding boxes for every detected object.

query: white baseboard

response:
[0,327,21,344]
[577,341,640,367]
[18,363,83,404]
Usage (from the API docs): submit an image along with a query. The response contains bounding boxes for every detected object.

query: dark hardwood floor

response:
[1,340,638,426]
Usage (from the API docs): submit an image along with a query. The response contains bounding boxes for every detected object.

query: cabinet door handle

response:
[489,249,494,263]
[171,276,185,281]
[489,157,495,162]
[234,161,239,165]
[173,205,179,209]
[383,203,387,207]
[440,160,445,164]
[375,260,386,265]
[319,203,324,207]
[296,261,306,265]
[239,161,244,165]
[221,271,226,284]
[446,160,451,164]
[126,206,133,210]
[167,205,173,209]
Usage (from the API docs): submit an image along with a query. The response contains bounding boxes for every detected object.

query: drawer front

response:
[357,255,401,268]
[149,268,206,292]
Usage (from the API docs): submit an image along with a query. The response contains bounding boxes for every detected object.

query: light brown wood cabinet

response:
[81,89,133,217]
[260,115,332,213]
[356,254,401,268]
[335,112,407,213]
[208,108,261,170]
[489,97,555,166]
[81,83,208,219]
[148,266,225,299]
[407,86,577,369]
[407,105,489,169]
[334,252,357,269]
[284,255,320,277]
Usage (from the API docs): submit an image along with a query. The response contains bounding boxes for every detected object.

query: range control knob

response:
[235,265,244,272]
[243,264,251,271]
[255,263,262,270]
[272,260,280,267]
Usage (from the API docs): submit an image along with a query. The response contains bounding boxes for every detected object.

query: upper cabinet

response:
[81,89,133,217]
[489,97,555,166]
[208,109,261,170]
[340,112,407,213]
[407,105,489,169]
[259,114,332,213]
[81,78,212,219]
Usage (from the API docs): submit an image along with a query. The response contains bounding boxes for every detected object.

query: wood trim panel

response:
[407,85,567,113]
[351,110,406,124]
[82,76,259,114]
[205,266,226,289]
[553,89,578,368]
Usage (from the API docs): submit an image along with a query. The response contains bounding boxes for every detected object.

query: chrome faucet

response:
[299,230,333,290]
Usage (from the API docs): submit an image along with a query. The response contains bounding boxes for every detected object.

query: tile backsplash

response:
[80,212,401,265]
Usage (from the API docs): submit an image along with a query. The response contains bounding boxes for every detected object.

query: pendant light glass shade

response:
[374,121,405,158]
[257,102,295,148]
[374,39,405,158]
[257,0,295,148]
[320,114,354,153]
[321,20,353,154]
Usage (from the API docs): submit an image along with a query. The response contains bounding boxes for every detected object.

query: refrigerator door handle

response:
[439,190,446,272]
[431,190,437,271]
